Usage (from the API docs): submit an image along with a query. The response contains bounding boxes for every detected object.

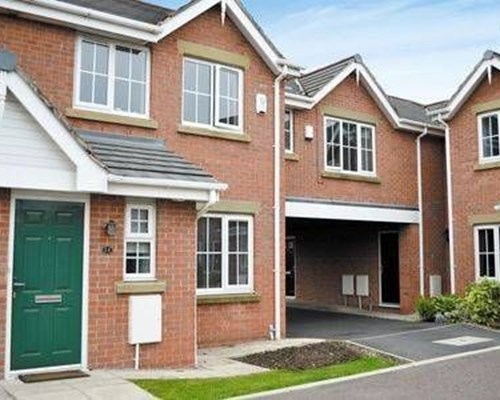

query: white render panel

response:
[286,200,420,224]
[0,92,76,191]
[129,295,162,345]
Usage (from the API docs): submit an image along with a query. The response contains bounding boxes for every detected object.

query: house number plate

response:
[34,294,62,304]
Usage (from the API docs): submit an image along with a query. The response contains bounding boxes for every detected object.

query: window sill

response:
[197,292,260,305]
[321,171,381,184]
[178,124,251,143]
[66,108,159,129]
[116,280,167,295]
[474,161,500,172]
[285,153,300,162]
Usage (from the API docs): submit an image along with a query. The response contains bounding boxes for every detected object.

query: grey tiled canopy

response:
[78,130,219,184]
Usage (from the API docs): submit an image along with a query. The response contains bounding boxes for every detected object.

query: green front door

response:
[11,200,84,371]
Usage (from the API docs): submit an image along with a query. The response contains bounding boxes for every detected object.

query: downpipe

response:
[416,128,428,297]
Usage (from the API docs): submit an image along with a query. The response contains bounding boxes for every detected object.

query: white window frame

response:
[124,203,156,281]
[182,57,244,133]
[285,109,294,153]
[474,225,500,281]
[196,214,254,295]
[478,110,500,164]
[74,36,151,118]
[324,116,377,176]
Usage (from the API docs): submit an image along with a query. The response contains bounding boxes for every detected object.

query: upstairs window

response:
[479,112,500,162]
[475,226,500,280]
[325,117,376,175]
[285,110,294,153]
[124,204,156,281]
[197,215,253,294]
[183,58,243,131]
[76,38,150,117]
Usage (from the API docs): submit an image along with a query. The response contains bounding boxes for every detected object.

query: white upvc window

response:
[285,110,294,153]
[75,37,150,117]
[182,58,244,132]
[324,117,376,175]
[124,203,156,281]
[196,214,253,295]
[479,111,500,163]
[474,226,500,281]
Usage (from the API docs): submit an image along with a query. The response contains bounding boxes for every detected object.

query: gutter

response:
[416,127,428,297]
[272,66,288,341]
[437,115,456,294]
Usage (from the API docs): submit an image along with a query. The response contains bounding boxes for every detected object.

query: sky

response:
[150,0,500,104]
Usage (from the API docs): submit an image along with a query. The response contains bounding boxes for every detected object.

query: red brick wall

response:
[448,69,500,294]
[0,189,10,377]
[1,5,280,352]
[88,195,197,369]
[399,224,420,314]
[286,75,418,207]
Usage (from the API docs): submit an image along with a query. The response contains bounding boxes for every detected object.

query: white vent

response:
[129,295,162,345]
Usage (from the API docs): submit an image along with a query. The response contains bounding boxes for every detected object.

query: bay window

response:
[76,37,150,117]
[325,117,376,175]
[183,58,243,131]
[197,215,253,294]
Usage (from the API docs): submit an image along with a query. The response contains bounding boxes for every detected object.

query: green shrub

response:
[460,280,500,327]
[433,294,461,315]
[416,296,436,322]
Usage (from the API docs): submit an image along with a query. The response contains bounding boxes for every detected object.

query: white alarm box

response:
[129,295,162,345]
[256,93,267,114]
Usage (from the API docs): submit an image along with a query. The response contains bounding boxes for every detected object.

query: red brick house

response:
[428,50,500,295]
[0,0,462,380]
[283,56,449,315]
[0,0,300,378]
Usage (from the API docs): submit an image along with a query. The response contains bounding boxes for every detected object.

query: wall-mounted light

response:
[103,220,117,237]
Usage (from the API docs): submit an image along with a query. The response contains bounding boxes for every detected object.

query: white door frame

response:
[285,236,297,299]
[378,230,401,309]
[4,190,90,379]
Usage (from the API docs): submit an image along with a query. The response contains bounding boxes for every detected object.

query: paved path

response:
[253,348,500,400]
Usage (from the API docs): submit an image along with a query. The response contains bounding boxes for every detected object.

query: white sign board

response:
[129,295,162,345]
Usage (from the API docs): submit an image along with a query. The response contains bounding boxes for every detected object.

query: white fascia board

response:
[399,119,445,136]
[108,182,217,202]
[286,200,420,224]
[108,175,228,192]
[446,59,500,120]
[6,72,108,192]
[0,0,159,42]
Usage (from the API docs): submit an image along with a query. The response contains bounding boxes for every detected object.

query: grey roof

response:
[0,49,17,72]
[78,130,219,184]
[388,96,438,126]
[426,100,449,113]
[287,55,361,97]
[56,0,173,24]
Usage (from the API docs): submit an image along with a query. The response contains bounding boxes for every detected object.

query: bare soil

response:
[235,341,369,371]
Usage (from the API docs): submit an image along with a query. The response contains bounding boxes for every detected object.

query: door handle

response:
[13,282,26,289]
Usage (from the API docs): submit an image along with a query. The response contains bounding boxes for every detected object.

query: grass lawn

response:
[133,356,395,400]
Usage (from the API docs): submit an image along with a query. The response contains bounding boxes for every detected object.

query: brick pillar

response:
[399,224,420,314]
[0,189,10,377]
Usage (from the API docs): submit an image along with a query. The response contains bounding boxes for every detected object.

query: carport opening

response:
[286,218,415,314]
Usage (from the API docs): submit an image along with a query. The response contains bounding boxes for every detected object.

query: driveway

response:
[254,348,500,400]
[287,307,500,361]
